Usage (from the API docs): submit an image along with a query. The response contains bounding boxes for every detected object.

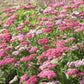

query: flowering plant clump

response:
[0,0,84,84]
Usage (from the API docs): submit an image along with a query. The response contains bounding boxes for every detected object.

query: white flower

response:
[51,58,59,64]
[9,75,18,84]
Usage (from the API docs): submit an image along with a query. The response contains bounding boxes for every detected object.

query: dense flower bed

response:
[0,0,84,84]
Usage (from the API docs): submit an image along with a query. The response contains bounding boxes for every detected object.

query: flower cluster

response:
[26,75,38,84]
[65,68,78,76]
[67,59,84,67]
[20,74,29,83]
[38,69,57,79]
[0,0,84,84]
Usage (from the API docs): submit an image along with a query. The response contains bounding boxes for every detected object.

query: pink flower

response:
[41,45,50,49]
[39,60,56,70]
[65,69,78,76]
[0,43,7,49]
[59,27,67,31]
[38,38,48,45]
[20,57,29,62]
[12,51,20,55]
[0,58,17,66]
[64,19,76,23]
[24,20,30,25]
[4,24,9,28]
[2,8,11,12]
[76,72,84,77]
[20,54,37,62]
[28,47,39,53]
[53,40,65,48]
[70,44,79,51]
[2,33,12,43]
[13,61,21,67]
[20,74,29,83]
[54,19,62,25]
[74,27,84,32]
[64,37,75,43]
[0,50,6,57]
[75,61,84,67]
[41,18,48,21]
[38,69,57,79]
[26,47,31,51]
[16,26,24,30]
[43,28,54,33]
[67,62,75,67]
[77,43,83,48]
[25,33,32,39]
[26,75,38,84]
[45,47,70,59]
[36,29,43,35]
[18,47,26,52]
[41,81,60,84]
[61,34,67,38]
[0,21,3,25]
[20,41,30,46]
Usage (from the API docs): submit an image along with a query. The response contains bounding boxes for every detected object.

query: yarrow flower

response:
[67,59,84,68]
[0,21,3,25]
[24,20,30,25]
[16,26,24,30]
[45,47,70,59]
[20,41,30,46]
[38,69,57,79]
[20,74,29,83]
[65,68,78,76]
[13,61,21,67]
[20,54,37,62]
[38,38,48,45]
[64,37,75,43]
[76,72,84,77]
[36,29,44,35]
[26,75,38,84]
[39,60,57,70]
[28,47,39,53]
[41,81,60,84]
[25,33,33,39]
[0,57,17,66]
[43,28,54,33]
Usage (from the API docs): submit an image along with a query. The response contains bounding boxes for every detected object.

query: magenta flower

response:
[41,18,48,21]
[36,29,43,35]
[59,27,67,31]
[64,37,75,43]
[26,75,38,84]
[43,28,54,33]
[24,20,30,25]
[39,60,56,70]
[29,47,39,53]
[16,26,24,30]
[20,54,37,62]
[20,74,29,83]
[20,41,30,46]
[65,68,78,76]
[38,69,57,79]
[38,38,48,45]
[76,72,84,77]
[0,21,3,25]
[13,61,21,67]
[0,58,17,66]
[25,33,32,39]
[41,81,60,84]
[0,50,6,57]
